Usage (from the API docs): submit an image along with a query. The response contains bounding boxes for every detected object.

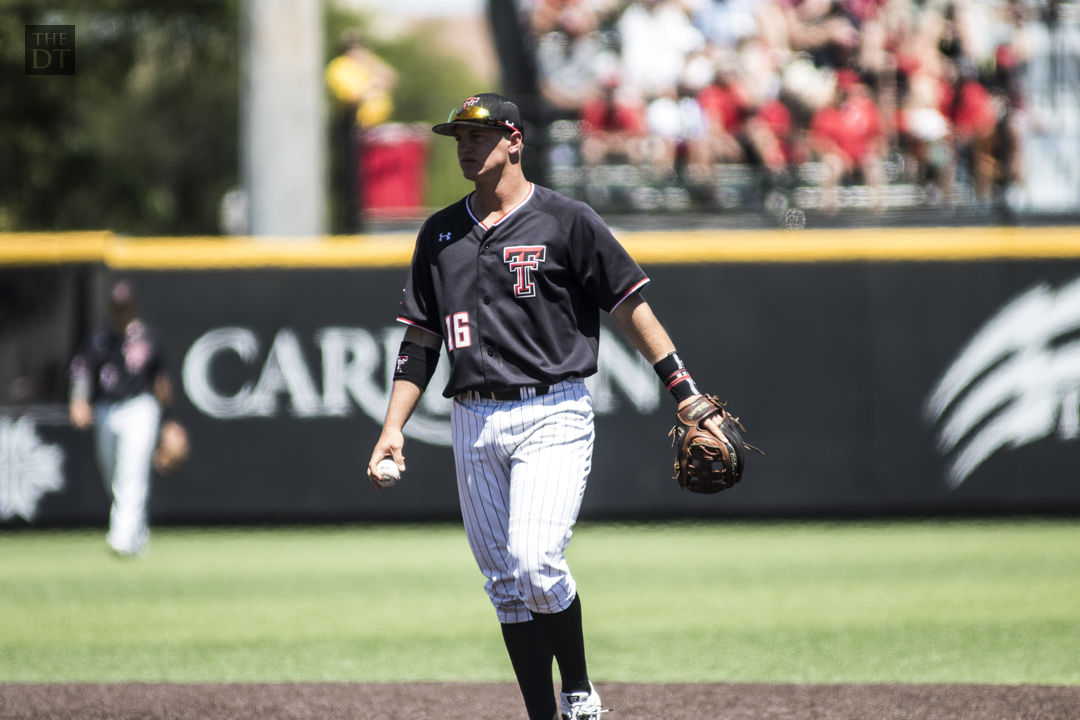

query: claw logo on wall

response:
[924,276,1080,488]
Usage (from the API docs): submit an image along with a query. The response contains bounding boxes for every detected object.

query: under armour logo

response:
[504,245,546,298]
[438,232,453,243]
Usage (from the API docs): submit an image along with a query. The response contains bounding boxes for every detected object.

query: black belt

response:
[458,385,550,402]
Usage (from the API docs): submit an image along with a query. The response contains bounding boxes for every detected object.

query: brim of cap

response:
[431,119,522,136]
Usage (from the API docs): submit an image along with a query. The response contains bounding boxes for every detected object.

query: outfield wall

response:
[2,227,1080,525]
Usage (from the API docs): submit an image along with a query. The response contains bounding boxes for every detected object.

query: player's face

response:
[453,126,514,180]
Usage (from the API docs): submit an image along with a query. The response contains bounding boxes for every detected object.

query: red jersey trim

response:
[396,316,442,338]
[468,183,536,229]
[664,369,692,390]
[609,277,650,312]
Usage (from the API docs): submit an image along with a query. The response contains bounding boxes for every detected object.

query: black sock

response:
[500,620,556,720]
[533,594,590,695]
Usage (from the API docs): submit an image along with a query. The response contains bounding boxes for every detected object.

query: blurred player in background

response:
[69,280,182,557]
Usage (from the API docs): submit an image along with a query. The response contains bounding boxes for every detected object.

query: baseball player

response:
[366,93,723,720]
[69,281,174,557]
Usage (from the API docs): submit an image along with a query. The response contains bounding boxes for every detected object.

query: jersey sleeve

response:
[396,225,442,337]
[69,332,106,401]
[570,204,649,312]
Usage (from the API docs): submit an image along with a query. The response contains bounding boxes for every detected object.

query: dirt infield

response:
[2,682,1078,720]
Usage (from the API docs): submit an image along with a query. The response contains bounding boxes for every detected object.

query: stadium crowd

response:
[526,0,1032,212]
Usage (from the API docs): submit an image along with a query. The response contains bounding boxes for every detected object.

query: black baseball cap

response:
[432,93,524,137]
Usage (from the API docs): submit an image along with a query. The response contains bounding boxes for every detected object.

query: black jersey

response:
[70,319,164,403]
[397,183,649,398]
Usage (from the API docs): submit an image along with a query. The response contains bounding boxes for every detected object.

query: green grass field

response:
[2,520,1077,685]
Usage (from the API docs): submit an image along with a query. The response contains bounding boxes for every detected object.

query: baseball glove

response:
[669,395,763,494]
[153,419,190,475]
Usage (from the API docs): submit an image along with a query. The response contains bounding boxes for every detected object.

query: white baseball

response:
[375,458,401,487]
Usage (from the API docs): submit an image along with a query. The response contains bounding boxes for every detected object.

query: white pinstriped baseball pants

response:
[94,393,160,556]
[452,379,594,624]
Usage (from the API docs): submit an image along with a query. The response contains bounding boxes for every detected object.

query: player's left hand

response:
[153,419,190,475]
[670,394,764,494]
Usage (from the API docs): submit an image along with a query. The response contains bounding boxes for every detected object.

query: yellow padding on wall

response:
[621,226,1080,263]
[102,235,414,269]
[2,227,1079,268]
[0,232,113,264]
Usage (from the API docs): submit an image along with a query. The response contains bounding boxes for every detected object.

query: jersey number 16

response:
[444,311,472,352]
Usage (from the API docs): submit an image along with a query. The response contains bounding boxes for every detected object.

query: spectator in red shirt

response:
[808,68,886,212]
[697,75,747,165]
[949,67,998,203]
[698,39,795,187]
[949,47,1027,208]
[700,78,794,174]
[580,77,650,167]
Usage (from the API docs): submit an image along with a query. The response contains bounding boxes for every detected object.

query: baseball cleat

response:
[560,682,608,720]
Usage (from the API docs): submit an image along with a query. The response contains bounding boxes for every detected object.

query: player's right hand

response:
[366,429,405,490]
[69,400,93,430]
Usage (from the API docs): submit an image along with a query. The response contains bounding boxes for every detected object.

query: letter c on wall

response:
[182,327,260,419]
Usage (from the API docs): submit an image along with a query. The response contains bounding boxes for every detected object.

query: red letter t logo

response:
[503,246,547,298]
